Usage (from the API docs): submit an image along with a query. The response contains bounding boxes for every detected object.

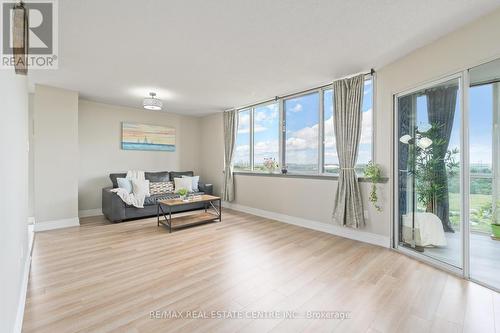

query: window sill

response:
[233,171,388,183]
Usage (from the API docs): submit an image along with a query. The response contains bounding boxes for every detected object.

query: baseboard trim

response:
[34,217,80,232]
[14,221,35,333]
[78,208,102,218]
[223,202,390,248]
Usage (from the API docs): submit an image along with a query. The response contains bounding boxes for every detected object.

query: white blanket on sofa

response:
[111,170,147,208]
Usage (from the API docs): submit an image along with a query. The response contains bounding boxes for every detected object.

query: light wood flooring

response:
[23,209,500,333]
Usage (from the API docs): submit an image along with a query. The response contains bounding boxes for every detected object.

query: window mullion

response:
[319,89,324,174]
[279,98,285,170]
[250,107,254,171]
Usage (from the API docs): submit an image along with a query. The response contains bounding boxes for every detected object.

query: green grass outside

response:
[449,192,493,233]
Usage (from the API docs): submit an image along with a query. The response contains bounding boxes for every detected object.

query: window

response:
[233,76,374,176]
[284,92,320,174]
[357,78,374,173]
[234,109,251,171]
[323,89,337,173]
[253,102,279,171]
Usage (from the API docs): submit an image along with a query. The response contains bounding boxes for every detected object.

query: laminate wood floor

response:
[23,209,499,333]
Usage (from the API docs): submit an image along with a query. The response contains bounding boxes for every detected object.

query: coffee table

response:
[157,195,221,233]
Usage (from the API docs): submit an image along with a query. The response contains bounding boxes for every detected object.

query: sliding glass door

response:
[395,76,462,269]
[394,58,500,290]
[469,58,500,290]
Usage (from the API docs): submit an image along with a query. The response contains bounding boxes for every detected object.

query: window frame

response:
[282,89,322,175]
[233,108,252,171]
[252,100,280,171]
[234,75,375,177]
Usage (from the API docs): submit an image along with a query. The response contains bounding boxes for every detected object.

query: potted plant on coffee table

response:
[177,188,188,201]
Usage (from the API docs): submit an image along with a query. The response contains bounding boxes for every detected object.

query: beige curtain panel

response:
[332,74,365,228]
[222,110,237,202]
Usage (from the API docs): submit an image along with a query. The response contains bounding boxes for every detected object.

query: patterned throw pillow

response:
[149,181,174,195]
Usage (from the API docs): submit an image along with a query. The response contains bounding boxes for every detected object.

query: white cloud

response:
[470,143,492,164]
[286,124,319,151]
[324,115,335,148]
[234,144,250,163]
[237,112,250,133]
[238,107,278,134]
[255,105,278,122]
[238,125,267,134]
[254,140,279,158]
[237,107,372,165]
[360,108,372,144]
[290,103,303,113]
[253,140,279,155]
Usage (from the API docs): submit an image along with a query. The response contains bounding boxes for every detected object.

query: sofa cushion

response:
[144,191,205,206]
[174,177,193,192]
[182,175,200,191]
[116,178,132,193]
[169,171,194,181]
[145,171,169,182]
[149,181,174,195]
[110,173,127,188]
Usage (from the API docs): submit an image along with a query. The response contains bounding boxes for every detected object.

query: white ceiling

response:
[28,0,500,115]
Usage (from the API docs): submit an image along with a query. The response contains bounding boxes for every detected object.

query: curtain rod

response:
[224,68,375,112]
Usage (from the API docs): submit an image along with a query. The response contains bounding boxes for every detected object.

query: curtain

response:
[398,95,413,217]
[332,74,365,228]
[222,110,237,202]
[426,85,458,232]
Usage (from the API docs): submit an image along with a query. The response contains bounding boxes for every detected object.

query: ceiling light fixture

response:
[143,92,163,111]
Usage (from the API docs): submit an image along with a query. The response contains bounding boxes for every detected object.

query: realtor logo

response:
[1,0,58,69]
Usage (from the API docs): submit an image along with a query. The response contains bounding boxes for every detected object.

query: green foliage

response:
[408,123,459,212]
[177,188,188,196]
[363,161,382,212]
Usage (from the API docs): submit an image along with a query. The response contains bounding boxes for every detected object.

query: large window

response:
[234,109,251,171]
[253,102,279,171]
[233,76,374,176]
[285,93,320,174]
[323,88,337,173]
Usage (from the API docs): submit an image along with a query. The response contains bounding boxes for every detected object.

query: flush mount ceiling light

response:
[143,92,163,111]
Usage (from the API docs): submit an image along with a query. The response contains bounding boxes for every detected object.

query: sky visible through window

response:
[234,109,250,170]
[254,103,279,169]
[285,92,320,173]
[469,85,493,166]
[234,78,374,173]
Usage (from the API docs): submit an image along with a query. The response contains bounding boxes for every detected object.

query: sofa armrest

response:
[102,187,126,222]
[198,182,213,195]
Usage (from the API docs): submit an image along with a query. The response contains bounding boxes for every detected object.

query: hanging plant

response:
[363,161,382,212]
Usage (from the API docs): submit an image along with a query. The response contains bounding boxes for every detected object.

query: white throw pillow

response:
[132,179,150,197]
[174,177,193,193]
[182,175,200,192]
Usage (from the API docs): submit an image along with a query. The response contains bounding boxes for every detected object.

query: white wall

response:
[33,85,79,225]
[78,100,201,212]
[199,113,224,195]
[199,7,500,240]
[28,93,34,217]
[0,71,30,332]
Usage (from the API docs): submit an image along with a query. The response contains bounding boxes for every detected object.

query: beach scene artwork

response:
[121,122,176,151]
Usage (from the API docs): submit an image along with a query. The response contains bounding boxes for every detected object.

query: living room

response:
[2,1,500,332]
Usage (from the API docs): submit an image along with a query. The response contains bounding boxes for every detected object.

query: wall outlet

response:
[364,210,369,219]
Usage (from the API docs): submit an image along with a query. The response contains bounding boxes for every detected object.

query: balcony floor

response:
[424,231,500,289]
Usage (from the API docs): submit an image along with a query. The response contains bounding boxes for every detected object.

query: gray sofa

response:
[102,171,213,222]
